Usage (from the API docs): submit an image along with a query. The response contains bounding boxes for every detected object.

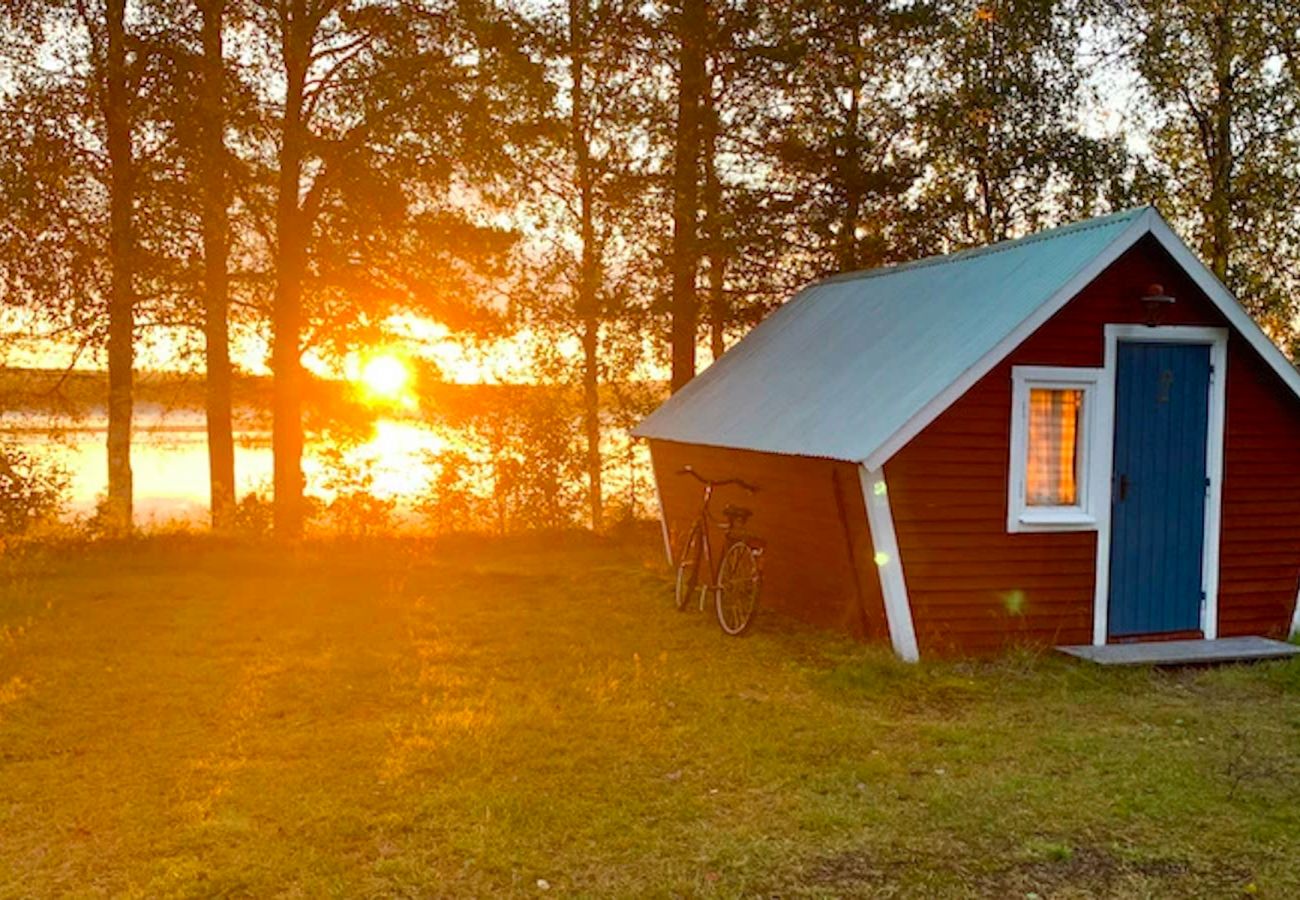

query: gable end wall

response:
[649,440,889,643]
[885,236,1300,656]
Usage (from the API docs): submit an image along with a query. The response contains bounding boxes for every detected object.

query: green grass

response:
[1,534,1298,897]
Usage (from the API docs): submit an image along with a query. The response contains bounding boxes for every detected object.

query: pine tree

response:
[768,0,924,274]
[668,0,707,392]
[513,0,658,531]
[240,0,542,537]
[197,0,236,532]
[0,0,160,533]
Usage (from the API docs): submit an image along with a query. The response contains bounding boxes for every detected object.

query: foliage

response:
[764,0,927,274]
[411,387,594,534]
[482,390,585,531]
[322,488,397,538]
[0,442,67,535]
[315,439,398,537]
[1110,0,1300,338]
[6,0,1300,537]
[416,448,484,535]
[241,0,541,344]
[232,490,275,538]
[910,0,1132,250]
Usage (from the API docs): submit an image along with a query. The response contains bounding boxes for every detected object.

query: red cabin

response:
[635,207,1300,660]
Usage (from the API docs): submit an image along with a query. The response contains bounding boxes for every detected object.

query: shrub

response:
[0,441,69,535]
[233,490,274,537]
[316,443,396,537]
[417,448,488,535]
[324,489,395,537]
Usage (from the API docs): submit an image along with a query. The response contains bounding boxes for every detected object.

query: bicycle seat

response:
[722,505,753,526]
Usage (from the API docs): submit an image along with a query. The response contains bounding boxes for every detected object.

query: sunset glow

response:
[357,354,411,402]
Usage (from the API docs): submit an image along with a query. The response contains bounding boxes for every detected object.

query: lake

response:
[2,404,653,530]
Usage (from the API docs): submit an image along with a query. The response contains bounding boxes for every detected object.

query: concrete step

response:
[1057,635,1300,667]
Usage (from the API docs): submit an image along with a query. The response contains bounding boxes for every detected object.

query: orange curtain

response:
[1027,388,1082,506]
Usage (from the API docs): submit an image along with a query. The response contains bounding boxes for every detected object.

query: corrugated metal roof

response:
[634,207,1152,463]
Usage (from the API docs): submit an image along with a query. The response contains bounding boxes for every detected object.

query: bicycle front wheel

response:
[674,523,704,611]
[715,541,761,636]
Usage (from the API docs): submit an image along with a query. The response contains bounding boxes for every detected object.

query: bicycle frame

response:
[672,466,764,635]
[689,484,721,595]
[677,466,759,603]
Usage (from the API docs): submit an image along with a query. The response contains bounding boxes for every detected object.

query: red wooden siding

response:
[1218,338,1300,637]
[886,235,1300,655]
[649,440,887,641]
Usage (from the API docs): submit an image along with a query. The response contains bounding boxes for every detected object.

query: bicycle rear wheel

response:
[674,523,704,611]
[715,541,761,635]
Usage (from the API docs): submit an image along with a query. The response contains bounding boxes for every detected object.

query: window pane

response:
[1027,388,1082,506]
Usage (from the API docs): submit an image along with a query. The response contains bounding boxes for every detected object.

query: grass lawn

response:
[1,534,1298,897]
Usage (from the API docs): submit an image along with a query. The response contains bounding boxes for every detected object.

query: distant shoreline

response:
[0,425,273,436]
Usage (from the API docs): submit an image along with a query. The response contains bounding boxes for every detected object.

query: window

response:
[1027,388,1082,506]
[1008,367,1102,532]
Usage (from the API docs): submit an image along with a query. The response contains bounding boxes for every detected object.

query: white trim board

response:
[863,213,1153,470]
[1091,325,1228,645]
[858,465,919,662]
[865,207,1300,471]
[1145,215,1300,402]
[651,466,672,566]
[1290,580,1300,640]
[1006,365,1106,533]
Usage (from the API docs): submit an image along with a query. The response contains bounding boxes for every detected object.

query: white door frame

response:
[1091,325,1229,645]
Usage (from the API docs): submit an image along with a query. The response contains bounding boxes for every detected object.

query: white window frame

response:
[1007,365,1104,533]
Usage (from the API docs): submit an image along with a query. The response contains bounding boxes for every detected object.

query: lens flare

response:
[359,354,410,400]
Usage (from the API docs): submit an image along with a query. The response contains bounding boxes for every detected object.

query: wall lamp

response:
[1141,283,1176,327]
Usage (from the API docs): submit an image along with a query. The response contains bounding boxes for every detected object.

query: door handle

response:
[1118,474,1129,501]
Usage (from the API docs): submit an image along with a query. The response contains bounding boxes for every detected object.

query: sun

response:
[358,353,410,400]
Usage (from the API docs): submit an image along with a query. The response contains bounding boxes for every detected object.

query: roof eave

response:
[1143,214,1300,402]
[634,207,1300,469]
[860,206,1300,471]
[859,208,1159,470]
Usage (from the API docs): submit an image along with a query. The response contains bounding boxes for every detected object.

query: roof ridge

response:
[816,206,1152,289]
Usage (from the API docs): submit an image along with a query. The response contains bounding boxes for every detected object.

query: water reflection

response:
[2,408,652,529]
[2,411,453,525]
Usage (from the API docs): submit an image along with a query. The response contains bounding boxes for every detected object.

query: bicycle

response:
[672,465,764,636]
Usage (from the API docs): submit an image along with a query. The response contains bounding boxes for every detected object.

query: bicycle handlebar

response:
[676,465,758,493]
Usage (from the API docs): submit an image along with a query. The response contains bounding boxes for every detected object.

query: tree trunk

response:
[836,18,862,273]
[976,162,996,245]
[706,231,726,362]
[973,18,1001,246]
[199,0,236,532]
[571,0,602,531]
[580,318,601,531]
[669,0,706,393]
[1207,5,1234,280]
[273,6,309,539]
[104,0,134,533]
[702,75,726,362]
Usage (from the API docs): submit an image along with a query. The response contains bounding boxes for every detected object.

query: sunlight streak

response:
[357,354,411,401]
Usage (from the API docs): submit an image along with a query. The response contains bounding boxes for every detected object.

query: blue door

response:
[1108,342,1211,638]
